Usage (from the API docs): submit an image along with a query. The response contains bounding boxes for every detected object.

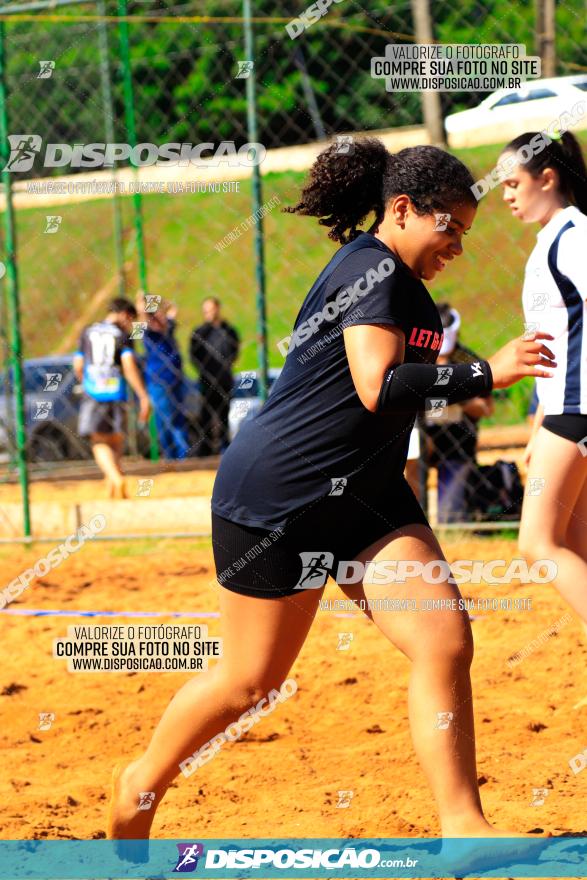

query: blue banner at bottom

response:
[0,837,586,879]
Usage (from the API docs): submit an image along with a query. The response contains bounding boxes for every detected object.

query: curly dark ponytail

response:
[284,138,477,244]
[283,138,389,245]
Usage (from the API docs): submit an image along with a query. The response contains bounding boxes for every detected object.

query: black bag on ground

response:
[465,460,524,521]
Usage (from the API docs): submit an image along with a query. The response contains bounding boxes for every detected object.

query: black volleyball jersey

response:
[212,232,443,529]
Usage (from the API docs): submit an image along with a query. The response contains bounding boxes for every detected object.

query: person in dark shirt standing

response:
[422,303,494,522]
[189,297,240,456]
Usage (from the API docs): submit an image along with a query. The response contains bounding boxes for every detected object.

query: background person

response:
[422,303,494,522]
[189,297,240,456]
[499,129,587,637]
[136,292,191,461]
[74,298,150,498]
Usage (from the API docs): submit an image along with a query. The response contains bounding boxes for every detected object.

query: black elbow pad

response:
[376,360,493,414]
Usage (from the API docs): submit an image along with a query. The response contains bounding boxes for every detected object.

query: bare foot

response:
[108,479,127,500]
[107,761,160,861]
[440,823,548,876]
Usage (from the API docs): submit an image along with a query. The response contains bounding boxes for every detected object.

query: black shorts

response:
[78,398,127,437]
[211,477,430,599]
[542,414,587,444]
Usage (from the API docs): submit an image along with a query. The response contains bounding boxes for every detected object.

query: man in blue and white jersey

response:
[74,298,150,498]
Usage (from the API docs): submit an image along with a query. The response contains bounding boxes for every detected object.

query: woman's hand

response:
[488,332,556,389]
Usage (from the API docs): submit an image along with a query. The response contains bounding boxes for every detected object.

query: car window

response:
[24,363,72,393]
[492,93,521,108]
[573,82,587,92]
[520,88,558,101]
[492,88,558,108]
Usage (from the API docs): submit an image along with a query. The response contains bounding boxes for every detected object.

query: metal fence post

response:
[243,0,269,401]
[117,0,159,460]
[0,21,31,537]
[98,0,126,297]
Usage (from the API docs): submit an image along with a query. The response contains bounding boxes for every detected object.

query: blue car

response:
[0,358,281,463]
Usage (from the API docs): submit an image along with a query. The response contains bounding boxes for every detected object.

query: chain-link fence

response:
[1,0,586,533]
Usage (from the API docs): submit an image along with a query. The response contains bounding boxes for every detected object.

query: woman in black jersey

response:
[109,140,555,841]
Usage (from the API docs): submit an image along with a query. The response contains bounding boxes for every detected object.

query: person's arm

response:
[73,332,85,382]
[228,325,240,364]
[121,351,150,423]
[73,354,84,382]
[135,290,148,321]
[343,325,556,414]
[462,396,494,419]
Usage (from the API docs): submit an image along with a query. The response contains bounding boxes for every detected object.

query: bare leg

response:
[108,585,322,840]
[341,524,507,837]
[91,433,126,498]
[564,470,587,641]
[519,427,587,625]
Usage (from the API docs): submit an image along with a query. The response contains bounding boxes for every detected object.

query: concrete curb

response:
[0,496,212,540]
